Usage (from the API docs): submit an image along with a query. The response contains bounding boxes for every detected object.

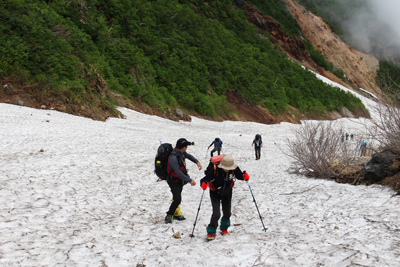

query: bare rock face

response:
[176,108,184,118]
[283,0,381,97]
[175,108,192,122]
[340,107,354,118]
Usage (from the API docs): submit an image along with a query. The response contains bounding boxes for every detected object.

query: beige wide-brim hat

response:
[218,155,237,170]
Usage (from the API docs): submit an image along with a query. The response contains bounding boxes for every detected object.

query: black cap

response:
[176,138,192,149]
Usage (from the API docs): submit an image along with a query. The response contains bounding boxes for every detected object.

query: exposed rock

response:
[175,108,191,122]
[327,110,342,120]
[174,108,191,122]
[362,149,400,183]
[284,0,381,97]
[225,91,280,124]
[176,108,184,118]
[340,107,354,118]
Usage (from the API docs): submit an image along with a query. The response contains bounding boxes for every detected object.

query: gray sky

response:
[339,0,400,58]
[369,0,400,36]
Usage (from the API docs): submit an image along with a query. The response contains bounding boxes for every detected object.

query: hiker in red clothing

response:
[200,154,249,240]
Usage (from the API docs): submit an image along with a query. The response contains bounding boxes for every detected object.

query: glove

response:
[242,171,250,181]
[201,182,208,190]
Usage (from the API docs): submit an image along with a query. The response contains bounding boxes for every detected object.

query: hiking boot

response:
[165,215,174,224]
[220,230,230,236]
[207,233,217,240]
[174,215,186,221]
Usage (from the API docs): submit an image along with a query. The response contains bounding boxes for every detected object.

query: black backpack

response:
[255,134,262,141]
[154,143,173,180]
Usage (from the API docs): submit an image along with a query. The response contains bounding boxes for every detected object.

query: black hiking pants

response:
[255,146,261,159]
[209,192,231,229]
[167,182,183,215]
[211,147,221,157]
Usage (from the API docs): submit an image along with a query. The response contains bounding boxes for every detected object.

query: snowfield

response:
[1,78,400,266]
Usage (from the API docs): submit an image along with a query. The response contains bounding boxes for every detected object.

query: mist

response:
[369,0,400,37]
[311,0,400,63]
[342,0,400,60]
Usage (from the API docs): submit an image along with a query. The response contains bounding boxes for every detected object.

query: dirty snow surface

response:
[1,91,400,266]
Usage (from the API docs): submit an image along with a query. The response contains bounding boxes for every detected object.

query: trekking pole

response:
[205,147,209,159]
[246,181,267,231]
[189,189,205,238]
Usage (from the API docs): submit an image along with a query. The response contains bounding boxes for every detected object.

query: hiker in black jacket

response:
[200,154,249,240]
[165,138,202,223]
[252,134,263,160]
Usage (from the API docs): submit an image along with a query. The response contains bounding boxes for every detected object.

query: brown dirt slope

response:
[284,0,381,96]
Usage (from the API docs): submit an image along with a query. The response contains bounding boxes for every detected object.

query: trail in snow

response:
[0,100,399,266]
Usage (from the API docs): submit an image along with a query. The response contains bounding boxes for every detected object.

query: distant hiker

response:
[360,141,367,157]
[350,134,354,141]
[345,132,349,141]
[341,134,345,142]
[165,138,202,223]
[252,134,263,160]
[208,138,223,157]
[200,155,249,240]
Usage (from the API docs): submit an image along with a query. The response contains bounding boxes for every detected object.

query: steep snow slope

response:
[0,76,399,266]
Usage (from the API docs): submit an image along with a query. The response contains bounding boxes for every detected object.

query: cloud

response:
[330,0,400,60]
[369,0,400,36]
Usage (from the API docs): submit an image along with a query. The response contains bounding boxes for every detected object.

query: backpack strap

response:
[210,154,224,176]
[167,150,187,179]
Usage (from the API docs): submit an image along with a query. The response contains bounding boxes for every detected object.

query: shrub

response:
[284,121,354,178]
[365,91,400,154]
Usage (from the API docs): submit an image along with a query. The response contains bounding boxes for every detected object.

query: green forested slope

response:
[0,0,365,117]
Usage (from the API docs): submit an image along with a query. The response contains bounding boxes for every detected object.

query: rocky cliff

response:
[283,0,381,97]
[243,0,381,98]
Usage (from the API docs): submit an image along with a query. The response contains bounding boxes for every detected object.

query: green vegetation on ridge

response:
[377,61,400,93]
[245,0,302,36]
[0,0,365,117]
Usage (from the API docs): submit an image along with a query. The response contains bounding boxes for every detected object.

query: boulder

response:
[362,149,400,182]
[176,108,184,118]
[175,108,191,122]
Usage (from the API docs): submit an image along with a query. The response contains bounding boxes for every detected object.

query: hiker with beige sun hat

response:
[200,154,249,240]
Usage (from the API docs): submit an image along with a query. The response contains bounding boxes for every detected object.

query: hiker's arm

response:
[185,153,202,170]
[169,156,192,183]
[233,166,244,180]
[200,170,213,185]
[208,141,213,148]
